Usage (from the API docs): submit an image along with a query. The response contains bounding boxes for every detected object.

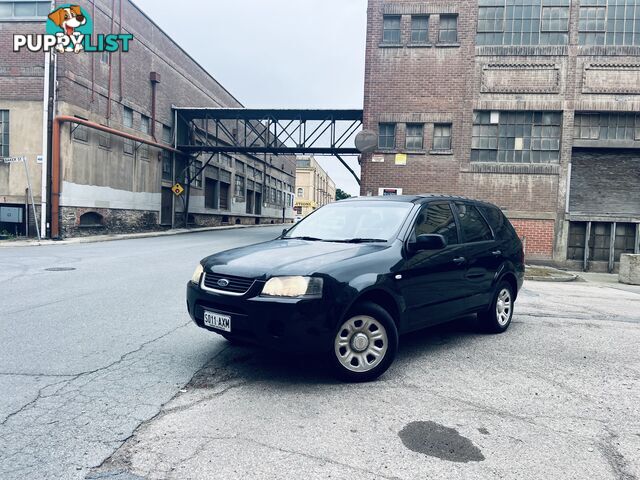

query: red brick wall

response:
[510,219,554,258]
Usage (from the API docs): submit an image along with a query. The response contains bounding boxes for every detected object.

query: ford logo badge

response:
[217,278,230,287]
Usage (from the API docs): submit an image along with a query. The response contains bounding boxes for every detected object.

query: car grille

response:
[202,272,255,295]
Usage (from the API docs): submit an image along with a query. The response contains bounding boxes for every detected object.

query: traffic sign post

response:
[1,156,41,242]
[171,183,184,196]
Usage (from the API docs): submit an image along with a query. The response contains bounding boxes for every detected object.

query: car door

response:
[452,201,501,310]
[395,201,469,330]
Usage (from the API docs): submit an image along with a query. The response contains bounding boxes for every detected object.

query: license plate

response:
[203,310,231,332]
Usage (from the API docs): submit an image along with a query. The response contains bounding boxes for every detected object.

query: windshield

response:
[284,201,413,242]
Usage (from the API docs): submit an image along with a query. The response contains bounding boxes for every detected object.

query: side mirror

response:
[409,234,447,253]
[281,228,289,238]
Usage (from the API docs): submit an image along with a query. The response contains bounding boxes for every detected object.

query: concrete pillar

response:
[619,254,640,285]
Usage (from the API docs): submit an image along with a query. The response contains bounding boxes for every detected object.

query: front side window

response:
[378,123,396,149]
[406,124,424,150]
[414,203,459,246]
[0,110,9,157]
[383,15,401,44]
[433,124,452,151]
[454,203,493,243]
[411,16,429,43]
[284,201,413,242]
[439,15,458,43]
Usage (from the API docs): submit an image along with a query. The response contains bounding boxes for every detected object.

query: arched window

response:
[79,212,103,227]
[297,188,304,197]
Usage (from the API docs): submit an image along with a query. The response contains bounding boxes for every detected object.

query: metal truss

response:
[174,108,363,156]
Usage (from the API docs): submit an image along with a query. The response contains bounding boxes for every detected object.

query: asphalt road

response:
[0,226,284,480]
[1,228,639,480]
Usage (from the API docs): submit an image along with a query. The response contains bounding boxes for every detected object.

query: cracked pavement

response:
[0,226,284,480]
[1,227,639,479]
[94,279,640,480]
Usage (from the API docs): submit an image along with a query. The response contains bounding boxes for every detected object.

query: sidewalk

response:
[570,270,640,295]
[0,223,289,248]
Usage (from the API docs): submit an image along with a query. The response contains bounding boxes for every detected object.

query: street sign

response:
[171,183,184,196]
[1,156,26,163]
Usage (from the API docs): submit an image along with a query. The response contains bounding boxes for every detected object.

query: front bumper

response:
[186,281,336,353]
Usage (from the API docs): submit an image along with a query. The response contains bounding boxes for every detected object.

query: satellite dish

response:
[355,130,378,153]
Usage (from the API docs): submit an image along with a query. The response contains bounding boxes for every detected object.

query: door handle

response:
[453,257,466,264]
[492,250,502,256]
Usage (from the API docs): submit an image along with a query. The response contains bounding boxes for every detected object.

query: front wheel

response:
[330,302,398,382]
[478,281,514,333]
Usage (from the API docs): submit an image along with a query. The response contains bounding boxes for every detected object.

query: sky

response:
[134,0,368,196]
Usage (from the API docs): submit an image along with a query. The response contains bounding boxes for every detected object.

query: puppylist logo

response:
[13,4,133,54]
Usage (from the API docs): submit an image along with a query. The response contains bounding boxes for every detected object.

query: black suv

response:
[187,195,524,381]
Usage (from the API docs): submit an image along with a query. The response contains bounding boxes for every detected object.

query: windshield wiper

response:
[286,236,324,241]
[329,238,388,244]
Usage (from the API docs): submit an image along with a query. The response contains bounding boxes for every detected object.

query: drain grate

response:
[45,267,76,272]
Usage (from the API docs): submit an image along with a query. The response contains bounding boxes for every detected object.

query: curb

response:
[0,223,290,249]
[525,273,578,282]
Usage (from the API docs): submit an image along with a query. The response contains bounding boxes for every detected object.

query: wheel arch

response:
[343,288,403,329]
[498,271,519,300]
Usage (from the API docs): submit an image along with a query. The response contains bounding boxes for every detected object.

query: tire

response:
[330,301,399,382]
[478,281,514,333]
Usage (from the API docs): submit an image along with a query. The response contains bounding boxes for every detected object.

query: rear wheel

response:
[330,302,398,382]
[478,281,514,333]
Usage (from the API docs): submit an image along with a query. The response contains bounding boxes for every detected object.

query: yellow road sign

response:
[171,183,184,196]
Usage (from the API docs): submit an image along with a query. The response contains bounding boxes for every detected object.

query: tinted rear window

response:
[479,205,517,239]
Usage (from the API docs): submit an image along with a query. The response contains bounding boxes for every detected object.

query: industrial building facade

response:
[362,0,640,271]
[0,0,295,239]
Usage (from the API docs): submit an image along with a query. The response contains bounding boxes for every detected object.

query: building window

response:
[297,187,304,197]
[162,151,173,181]
[139,115,150,159]
[574,113,639,141]
[123,106,133,128]
[0,1,50,19]
[162,125,172,144]
[191,160,202,188]
[235,174,245,198]
[477,0,569,46]
[471,111,562,163]
[411,16,429,43]
[72,116,89,143]
[579,0,640,46]
[383,15,401,44]
[100,51,110,65]
[405,124,424,150]
[98,127,110,149]
[79,212,104,227]
[433,124,452,151]
[0,110,8,157]
[378,123,396,149]
[236,160,245,173]
[438,15,458,43]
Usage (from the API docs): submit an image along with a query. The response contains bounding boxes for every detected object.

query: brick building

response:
[0,0,295,238]
[362,0,640,271]
[294,156,336,218]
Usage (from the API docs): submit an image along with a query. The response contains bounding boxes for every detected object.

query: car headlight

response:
[191,264,204,284]
[261,276,323,298]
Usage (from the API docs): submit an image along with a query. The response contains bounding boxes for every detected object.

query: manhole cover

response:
[44,267,76,272]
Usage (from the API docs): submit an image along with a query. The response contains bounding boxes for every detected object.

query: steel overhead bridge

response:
[174,107,363,156]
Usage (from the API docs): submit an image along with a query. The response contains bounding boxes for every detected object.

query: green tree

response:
[335,188,351,201]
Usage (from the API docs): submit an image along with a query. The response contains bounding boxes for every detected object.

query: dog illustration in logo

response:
[48,6,87,53]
